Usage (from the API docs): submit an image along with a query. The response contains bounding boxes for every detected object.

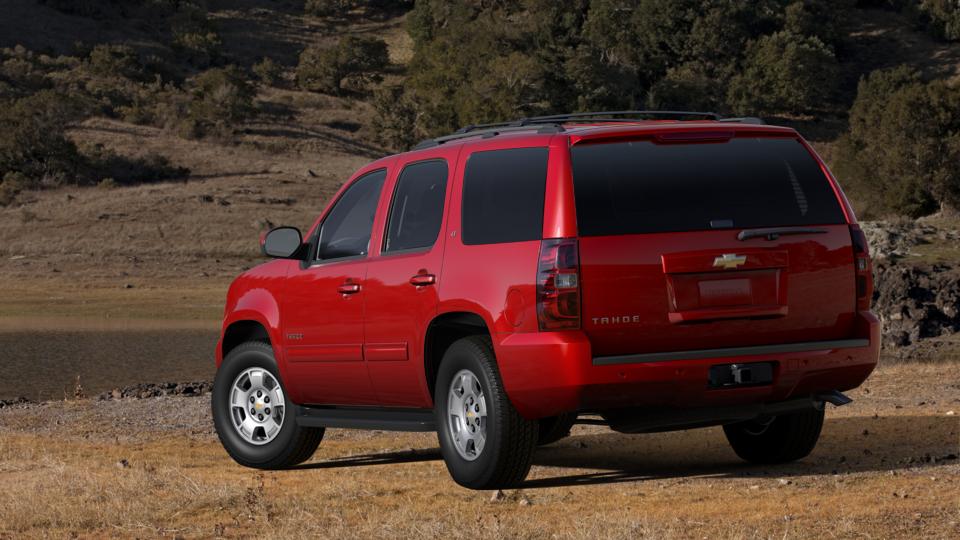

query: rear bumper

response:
[495,311,881,419]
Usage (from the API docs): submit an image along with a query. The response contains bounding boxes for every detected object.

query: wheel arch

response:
[222,320,272,361]
[423,311,491,403]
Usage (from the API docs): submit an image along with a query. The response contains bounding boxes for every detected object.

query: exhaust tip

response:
[815,390,853,407]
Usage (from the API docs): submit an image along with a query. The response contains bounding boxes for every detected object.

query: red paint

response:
[218,120,880,420]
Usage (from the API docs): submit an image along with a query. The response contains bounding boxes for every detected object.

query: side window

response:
[461,147,549,245]
[316,169,387,261]
[383,160,449,253]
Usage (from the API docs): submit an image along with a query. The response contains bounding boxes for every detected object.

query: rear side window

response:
[570,138,845,236]
[317,169,386,260]
[462,147,549,245]
[384,160,448,253]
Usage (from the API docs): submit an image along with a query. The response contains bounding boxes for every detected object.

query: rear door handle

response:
[337,282,361,294]
[409,273,436,287]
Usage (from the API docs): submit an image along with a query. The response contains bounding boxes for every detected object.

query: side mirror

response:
[261,227,303,259]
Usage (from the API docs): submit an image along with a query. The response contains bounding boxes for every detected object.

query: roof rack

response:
[412,110,749,150]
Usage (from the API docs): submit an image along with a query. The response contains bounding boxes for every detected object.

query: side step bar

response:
[296,405,436,432]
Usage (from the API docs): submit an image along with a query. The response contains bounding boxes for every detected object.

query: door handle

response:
[409,273,436,287]
[337,282,361,294]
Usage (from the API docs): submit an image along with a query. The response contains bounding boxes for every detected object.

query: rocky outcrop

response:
[97,381,213,401]
[873,263,960,348]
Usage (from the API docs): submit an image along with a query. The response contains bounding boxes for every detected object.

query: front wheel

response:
[212,341,324,469]
[435,336,538,489]
[723,407,825,465]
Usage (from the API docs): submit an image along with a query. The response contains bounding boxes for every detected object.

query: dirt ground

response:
[0,362,957,539]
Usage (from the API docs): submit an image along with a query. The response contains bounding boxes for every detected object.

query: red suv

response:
[212,111,880,489]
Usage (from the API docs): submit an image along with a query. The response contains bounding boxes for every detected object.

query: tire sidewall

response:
[434,341,505,487]
[212,343,300,466]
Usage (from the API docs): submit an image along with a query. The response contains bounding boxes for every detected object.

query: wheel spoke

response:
[231,388,248,409]
[248,370,265,390]
[473,429,486,455]
[240,417,258,438]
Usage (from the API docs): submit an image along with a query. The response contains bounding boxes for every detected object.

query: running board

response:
[296,405,436,432]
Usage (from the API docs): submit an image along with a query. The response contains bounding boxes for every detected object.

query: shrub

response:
[645,63,720,112]
[920,0,960,41]
[304,0,355,16]
[0,91,84,189]
[782,0,855,51]
[372,84,419,151]
[253,57,282,86]
[727,31,839,115]
[296,36,389,95]
[170,4,222,68]
[154,66,255,139]
[85,44,147,81]
[0,171,30,206]
[832,66,960,217]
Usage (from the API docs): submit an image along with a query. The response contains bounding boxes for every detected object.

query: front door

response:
[282,168,388,405]
[364,154,454,407]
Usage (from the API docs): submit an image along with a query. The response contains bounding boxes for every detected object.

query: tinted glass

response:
[317,169,386,260]
[462,147,549,245]
[384,160,448,253]
[570,138,845,236]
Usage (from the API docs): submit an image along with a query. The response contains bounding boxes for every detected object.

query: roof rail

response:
[718,116,766,125]
[411,110,726,150]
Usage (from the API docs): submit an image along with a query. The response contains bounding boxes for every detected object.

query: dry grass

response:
[0,364,958,539]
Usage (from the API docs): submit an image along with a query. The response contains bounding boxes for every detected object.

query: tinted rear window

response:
[462,147,549,245]
[384,159,448,253]
[571,138,845,236]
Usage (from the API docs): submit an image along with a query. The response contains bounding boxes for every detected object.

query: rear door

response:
[570,135,856,358]
[363,151,455,407]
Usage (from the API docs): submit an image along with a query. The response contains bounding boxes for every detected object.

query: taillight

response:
[537,238,580,330]
[850,225,873,310]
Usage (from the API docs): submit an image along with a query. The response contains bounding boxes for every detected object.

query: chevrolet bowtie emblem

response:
[713,253,747,269]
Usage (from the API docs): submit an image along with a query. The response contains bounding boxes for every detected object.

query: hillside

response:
[1,1,959,323]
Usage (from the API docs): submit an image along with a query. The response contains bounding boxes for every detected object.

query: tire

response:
[212,341,324,469]
[537,413,577,446]
[723,407,825,465]
[435,336,539,489]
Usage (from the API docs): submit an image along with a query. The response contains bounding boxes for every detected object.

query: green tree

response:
[920,0,960,41]
[727,31,839,115]
[0,90,83,187]
[833,66,960,217]
[296,36,389,95]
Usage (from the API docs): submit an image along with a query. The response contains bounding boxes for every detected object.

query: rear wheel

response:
[723,407,824,464]
[537,413,577,446]
[435,336,538,489]
[213,341,324,469]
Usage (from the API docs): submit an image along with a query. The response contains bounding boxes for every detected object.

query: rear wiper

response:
[737,227,828,241]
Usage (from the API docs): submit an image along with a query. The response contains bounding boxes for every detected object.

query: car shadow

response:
[292,448,442,470]
[289,415,958,489]
[524,415,959,489]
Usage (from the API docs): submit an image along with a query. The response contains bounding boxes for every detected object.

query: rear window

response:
[462,147,549,245]
[570,137,845,236]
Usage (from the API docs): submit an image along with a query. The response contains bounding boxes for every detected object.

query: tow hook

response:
[814,390,853,409]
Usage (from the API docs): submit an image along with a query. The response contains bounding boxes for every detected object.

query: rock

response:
[518,497,531,506]
[0,396,34,409]
[116,459,130,469]
[946,411,955,416]
[98,381,213,401]
[490,489,505,502]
